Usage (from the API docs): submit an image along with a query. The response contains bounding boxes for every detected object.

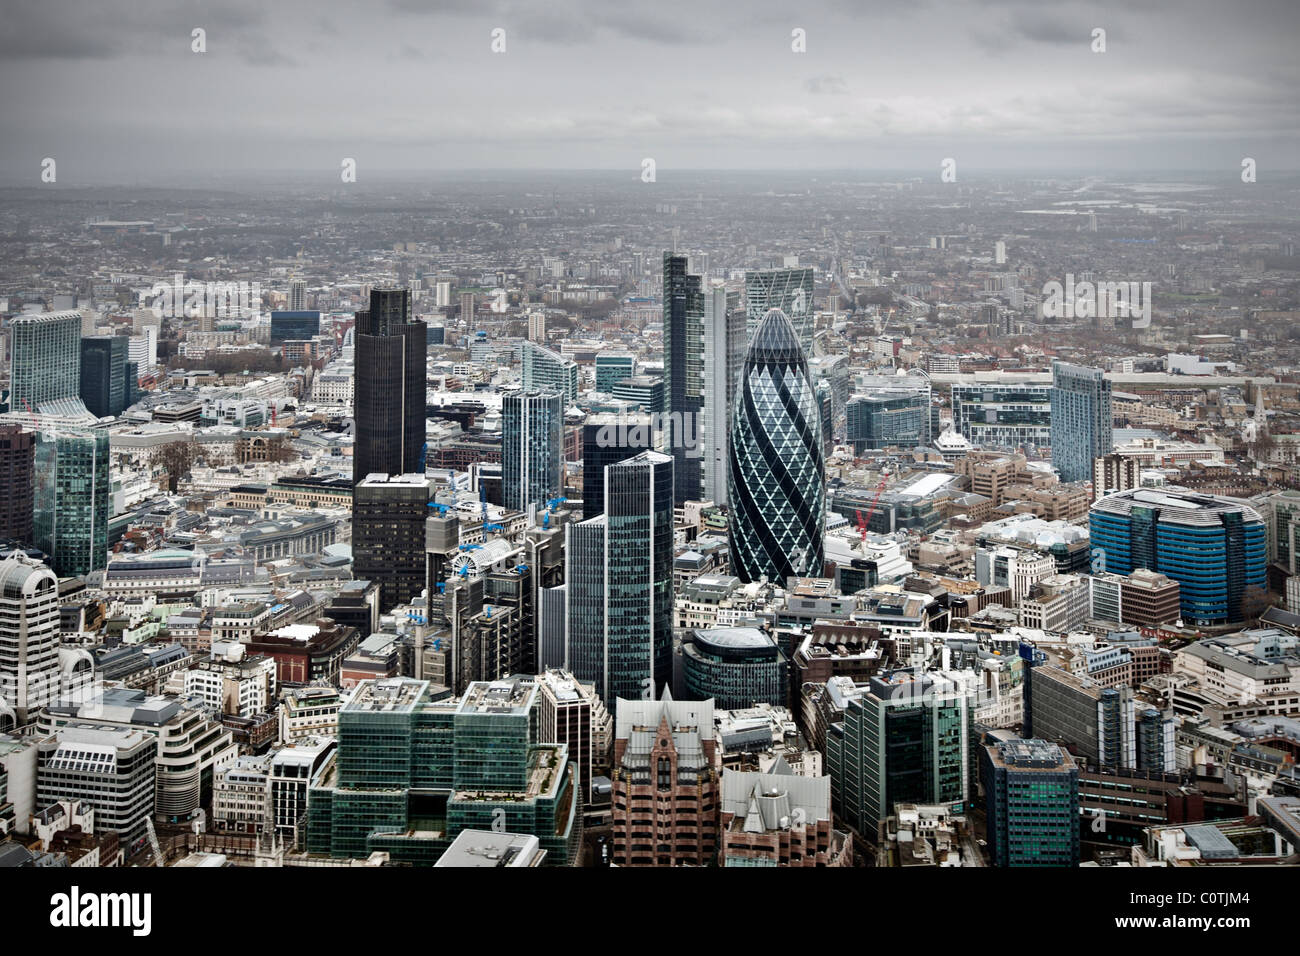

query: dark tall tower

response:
[352,474,430,613]
[352,288,426,482]
[79,336,128,418]
[0,426,35,546]
[663,253,703,504]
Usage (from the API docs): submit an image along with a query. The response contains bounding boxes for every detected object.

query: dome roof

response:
[747,308,804,364]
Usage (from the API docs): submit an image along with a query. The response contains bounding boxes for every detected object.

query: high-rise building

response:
[0,554,61,730]
[594,352,635,393]
[1089,488,1267,625]
[1050,361,1112,482]
[826,672,973,838]
[37,726,157,846]
[581,412,654,521]
[352,473,430,613]
[521,341,578,404]
[610,696,720,866]
[663,253,704,504]
[951,382,1052,450]
[565,452,673,708]
[701,286,746,507]
[980,738,1079,867]
[78,336,128,419]
[682,627,788,710]
[1025,665,1136,770]
[745,267,815,355]
[536,669,612,804]
[0,426,35,546]
[728,308,825,585]
[846,391,929,453]
[351,288,427,483]
[33,426,110,578]
[270,311,321,344]
[306,677,581,865]
[460,292,475,334]
[9,311,82,411]
[288,278,308,311]
[527,310,545,343]
[502,389,562,513]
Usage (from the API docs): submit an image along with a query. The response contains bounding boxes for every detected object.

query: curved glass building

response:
[728,308,825,584]
[1089,488,1266,625]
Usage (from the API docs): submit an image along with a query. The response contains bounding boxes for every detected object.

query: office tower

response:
[288,278,307,311]
[0,426,35,545]
[351,288,427,483]
[565,452,673,708]
[79,307,98,337]
[826,672,973,837]
[33,427,110,578]
[1089,489,1266,625]
[460,292,475,333]
[1050,361,1112,482]
[746,267,815,354]
[581,412,653,520]
[521,341,578,404]
[728,308,826,585]
[527,311,545,343]
[718,765,851,866]
[595,352,635,393]
[537,586,567,670]
[270,310,321,344]
[681,627,787,710]
[1093,452,1144,499]
[9,311,81,411]
[995,240,1007,265]
[816,378,834,451]
[37,727,157,846]
[307,677,581,865]
[701,286,746,507]
[610,697,720,866]
[0,554,61,729]
[128,325,157,376]
[78,336,128,418]
[980,738,1079,867]
[846,391,929,453]
[352,474,430,613]
[951,382,1052,450]
[502,389,562,513]
[1025,665,1136,770]
[610,375,664,413]
[663,253,704,504]
[1136,707,1176,772]
[536,668,612,804]
[37,688,238,824]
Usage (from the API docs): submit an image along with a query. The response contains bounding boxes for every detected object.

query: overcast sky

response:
[2,0,1297,185]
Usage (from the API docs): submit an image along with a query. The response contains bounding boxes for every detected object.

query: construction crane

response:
[857,472,891,537]
[143,816,165,867]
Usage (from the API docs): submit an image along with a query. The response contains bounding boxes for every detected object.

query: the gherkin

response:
[727,308,825,584]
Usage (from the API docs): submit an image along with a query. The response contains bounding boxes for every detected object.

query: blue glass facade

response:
[1050,361,1111,482]
[1089,489,1266,625]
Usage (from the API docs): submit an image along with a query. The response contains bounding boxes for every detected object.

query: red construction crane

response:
[857,472,891,538]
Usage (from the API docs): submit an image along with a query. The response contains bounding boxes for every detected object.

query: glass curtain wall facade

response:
[502,389,562,512]
[728,308,826,585]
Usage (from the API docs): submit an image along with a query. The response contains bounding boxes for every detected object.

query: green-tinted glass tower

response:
[33,427,110,578]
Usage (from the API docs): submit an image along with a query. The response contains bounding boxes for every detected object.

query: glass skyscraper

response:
[351,288,427,483]
[701,286,746,508]
[9,311,82,412]
[663,253,704,504]
[846,391,929,453]
[1089,488,1267,625]
[1050,361,1112,482]
[33,426,110,578]
[745,267,815,355]
[565,451,673,708]
[521,341,579,404]
[79,335,128,419]
[980,738,1080,867]
[728,308,825,585]
[502,389,562,512]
